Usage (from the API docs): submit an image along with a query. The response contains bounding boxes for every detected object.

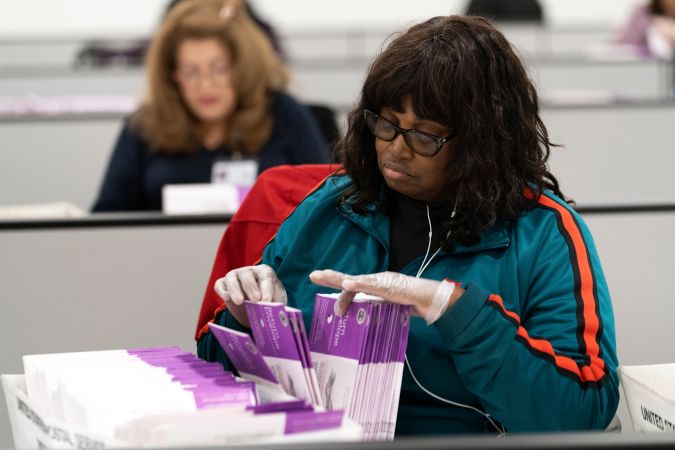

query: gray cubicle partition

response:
[583,211,675,367]
[531,58,672,101]
[281,25,670,105]
[0,68,145,97]
[2,101,674,211]
[543,102,675,206]
[2,58,669,106]
[291,58,673,107]
[0,25,615,71]
[1,38,671,103]
[0,215,228,447]
[0,115,124,211]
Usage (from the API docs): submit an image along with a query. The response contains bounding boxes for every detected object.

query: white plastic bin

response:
[2,374,361,448]
[620,364,675,433]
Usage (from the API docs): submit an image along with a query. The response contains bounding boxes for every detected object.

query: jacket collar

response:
[338,200,390,249]
[449,222,511,254]
[338,198,511,255]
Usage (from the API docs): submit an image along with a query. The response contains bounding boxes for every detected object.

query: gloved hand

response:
[309,269,463,324]
[214,264,287,328]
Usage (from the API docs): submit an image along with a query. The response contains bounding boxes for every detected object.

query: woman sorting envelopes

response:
[200,15,619,435]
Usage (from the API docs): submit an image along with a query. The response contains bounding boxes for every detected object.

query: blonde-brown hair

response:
[135,0,289,154]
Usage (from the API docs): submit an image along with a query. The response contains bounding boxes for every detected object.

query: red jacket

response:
[195,164,337,341]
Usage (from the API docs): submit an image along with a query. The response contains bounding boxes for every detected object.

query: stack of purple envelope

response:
[210,302,322,407]
[309,294,412,440]
[22,347,256,437]
[21,346,349,444]
[210,294,412,441]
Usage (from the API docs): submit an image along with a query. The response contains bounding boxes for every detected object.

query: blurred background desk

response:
[1,51,671,105]
[2,99,674,211]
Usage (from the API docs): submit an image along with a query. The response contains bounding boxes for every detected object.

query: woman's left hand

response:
[309,269,464,322]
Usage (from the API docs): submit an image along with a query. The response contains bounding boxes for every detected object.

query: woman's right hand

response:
[213,264,287,328]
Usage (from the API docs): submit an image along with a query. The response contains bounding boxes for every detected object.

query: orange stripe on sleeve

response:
[489,294,606,384]
[534,193,603,370]
[492,188,607,384]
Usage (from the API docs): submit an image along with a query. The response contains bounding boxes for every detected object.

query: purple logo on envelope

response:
[357,308,367,324]
[279,311,289,327]
[246,302,304,360]
[245,340,258,354]
[208,323,279,384]
[310,295,371,360]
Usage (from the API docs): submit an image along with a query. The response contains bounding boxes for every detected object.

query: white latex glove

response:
[309,269,463,324]
[214,264,287,328]
[214,264,287,305]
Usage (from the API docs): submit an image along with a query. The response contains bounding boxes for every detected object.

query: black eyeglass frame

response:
[363,109,457,157]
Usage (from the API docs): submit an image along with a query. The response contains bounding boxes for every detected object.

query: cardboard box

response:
[2,374,361,448]
[620,364,675,432]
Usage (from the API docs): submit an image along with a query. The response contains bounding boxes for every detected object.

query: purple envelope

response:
[245,302,316,403]
[245,302,303,361]
[309,294,372,360]
[247,399,311,414]
[208,322,278,384]
[284,410,344,435]
[191,383,257,409]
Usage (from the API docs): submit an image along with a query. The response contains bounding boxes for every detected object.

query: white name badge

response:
[211,159,258,187]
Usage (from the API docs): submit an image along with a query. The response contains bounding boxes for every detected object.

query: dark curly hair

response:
[334,15,563,249]
[649,0,675,16]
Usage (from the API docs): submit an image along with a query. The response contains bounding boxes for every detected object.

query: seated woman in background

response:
[93,0,328,212]
[201,15,619,434]
[615,0,675,58]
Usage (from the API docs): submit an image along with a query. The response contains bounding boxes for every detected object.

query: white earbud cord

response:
[406,205,507,436]
[415,204,440,278]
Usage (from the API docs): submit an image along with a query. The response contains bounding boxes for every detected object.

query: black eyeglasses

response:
[363,109,456,157]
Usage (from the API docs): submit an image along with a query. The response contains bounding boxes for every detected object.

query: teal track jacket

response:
[200,174,619,435]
